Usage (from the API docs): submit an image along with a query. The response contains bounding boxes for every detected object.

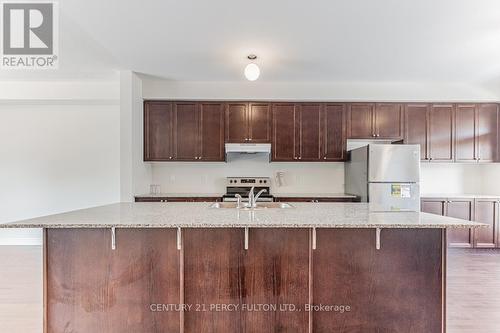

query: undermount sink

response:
[209,202,294,209]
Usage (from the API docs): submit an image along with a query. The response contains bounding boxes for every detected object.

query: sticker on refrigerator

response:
[391,184,411,198]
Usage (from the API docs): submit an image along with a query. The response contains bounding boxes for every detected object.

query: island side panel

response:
[183,228,244,333]
[45,228,180,333]
[242,228,310,333]
[313,228,444,333]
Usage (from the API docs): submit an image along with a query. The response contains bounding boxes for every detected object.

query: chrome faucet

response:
[248,186,267,208]
[235,194,243,209]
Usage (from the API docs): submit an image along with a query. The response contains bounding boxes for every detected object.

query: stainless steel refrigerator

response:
[345,144,421,212]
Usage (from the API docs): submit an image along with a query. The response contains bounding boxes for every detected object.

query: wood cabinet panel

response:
[46,229,180,333]
[199,103,225,161]
[421,199,446,216]
[474,199,498,248]
[242,228,310,333]
[135,197,221,202]
[174,102,199,160]
[323,104,346,161]
[455,105,477,162]
[298,103,322,160]
[375,103,403,139]
[477,104,499,162]
[429,104,454,162]
[446,199,474,248]
[183,229,243,333]
[405,104,429,160]
[275,197,359,202]
[144,102,173,161]
[272,103,297,161]
[226,103,248,143]
[348,103,374,138]
[313,229,443,333]
[248,103,271,143]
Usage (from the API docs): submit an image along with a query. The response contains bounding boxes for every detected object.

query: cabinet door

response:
[242,228,309,333]
[446,199,474,248]
[248,103,271,143]
[46,229,181,333]
[477,104,499,162]
[474,199,498,248]
[144,102,174,161]
[313,229,443,332]
[272,103,297,161]
[421,199,446,215]
[297,103,322,161]
[429,104,454,162]
[225,103,248,143]
[348,103,375,138]
[174,102,199,160]
[375,103,403,139]
[455,104,477,162]
[323,104,346,161]
[183,229,243,333]
[199,103,225,161]
[405,104,429,160]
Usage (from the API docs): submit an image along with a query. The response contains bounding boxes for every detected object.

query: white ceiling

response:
[3,0,500,86]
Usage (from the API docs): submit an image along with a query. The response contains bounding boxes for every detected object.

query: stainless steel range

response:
[222,177,273,202]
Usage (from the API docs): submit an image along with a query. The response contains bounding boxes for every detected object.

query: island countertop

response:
[0,202,485,229]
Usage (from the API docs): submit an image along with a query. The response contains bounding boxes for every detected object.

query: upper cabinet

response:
[144,101,174,161]
[323,104,346,161]
[404,104,430,160]
[226,103,271,143]
[144,101,225,161]
[347,103,403,139]
[272,103,345,162]
[477,104,499,162]
[429,104,454,162]
[145,100,499,163]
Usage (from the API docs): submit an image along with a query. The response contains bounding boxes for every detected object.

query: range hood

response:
[225,143,271,154]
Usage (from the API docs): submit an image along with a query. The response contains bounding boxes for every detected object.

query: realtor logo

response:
[1,1,58,68]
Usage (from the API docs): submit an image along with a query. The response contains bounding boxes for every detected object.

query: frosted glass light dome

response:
[244,63,260,81]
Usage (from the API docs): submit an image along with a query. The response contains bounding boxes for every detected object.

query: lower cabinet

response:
[46,228,445,333]
[46,229,181,333]
[275,197,360,203]
[135,197,221,202]
[422,197,499,248]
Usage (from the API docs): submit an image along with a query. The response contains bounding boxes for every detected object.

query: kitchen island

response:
[1,202,484,333]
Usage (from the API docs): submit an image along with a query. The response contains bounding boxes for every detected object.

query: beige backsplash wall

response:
[150,155,500,196]
[151,154,345,194]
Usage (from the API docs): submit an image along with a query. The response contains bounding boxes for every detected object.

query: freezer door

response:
[368,183,420,212]
[368,144,420,182]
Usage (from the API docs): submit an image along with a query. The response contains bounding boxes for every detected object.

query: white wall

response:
[420,163,483,195]
[142,79,499,102]
[150,154,344,194]
[478,164,500,196]
[0,79,121,245]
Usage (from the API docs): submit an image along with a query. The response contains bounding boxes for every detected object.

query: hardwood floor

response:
[0,246,498,332]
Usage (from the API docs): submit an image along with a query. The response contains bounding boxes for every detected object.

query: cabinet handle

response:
[372,134,376,137]
[298,156,302,160]
[376,134,380,137]
[248,138,252,141]
[323,156,327,160]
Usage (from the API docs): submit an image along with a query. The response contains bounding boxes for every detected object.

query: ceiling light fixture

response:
[244,54,260,81]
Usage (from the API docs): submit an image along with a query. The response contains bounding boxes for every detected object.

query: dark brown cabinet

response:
[323,104,346,161]
[474,199,498,248]
[477,104,499,162]
[275,197,359,203]
[144,102,174,161]
[347,103,403,139]
[272,103,345,162]
[226,102,271,143]
[405,104,430,160]
[429,104,454,162]
[144,101,224,161]
[445,199,474,248]
[422,197,500,248]
[455,104,499,163]
[135,196,221,203]
[272,103,297,161]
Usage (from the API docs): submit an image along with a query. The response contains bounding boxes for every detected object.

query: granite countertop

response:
[135,193,224,198]
[422,194,500,199]
[273,193,358,198]
[0,202,484,229]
